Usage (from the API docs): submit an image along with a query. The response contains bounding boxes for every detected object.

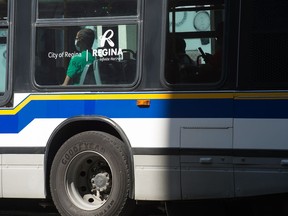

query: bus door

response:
[165,0,234,199]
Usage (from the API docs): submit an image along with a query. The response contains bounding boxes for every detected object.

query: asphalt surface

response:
[0,199,165,216]
[0,195,287,216]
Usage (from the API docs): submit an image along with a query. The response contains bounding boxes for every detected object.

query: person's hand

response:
[62,76,70,86]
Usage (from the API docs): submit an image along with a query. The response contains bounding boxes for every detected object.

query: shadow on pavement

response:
[0,194,287,216]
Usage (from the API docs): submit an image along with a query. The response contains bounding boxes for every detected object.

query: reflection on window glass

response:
[0,29,7,93]
[0,0,8,20]
[38,0,137,18]
[165,1,224,85]
[35,25,137,86]
[169,10,213,33]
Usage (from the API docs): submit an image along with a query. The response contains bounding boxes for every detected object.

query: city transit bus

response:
[1,0,288,215]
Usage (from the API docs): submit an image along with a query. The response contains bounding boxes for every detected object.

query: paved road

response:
[0,199,166,216]
[0,195,287,216]
[165,197,288,216]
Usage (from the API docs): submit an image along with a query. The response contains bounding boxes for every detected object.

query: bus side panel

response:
[2,154,45,198]
[133,155,181,200]
[117,117,235,200]
[115,118,181,200]
[181,156,234,199]
[180,119,234,199]
[234,157,288,197]
[0,155,2,197]
[234,99,288,196]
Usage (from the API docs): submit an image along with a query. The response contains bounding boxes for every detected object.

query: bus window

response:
[0,0,7,20]
[38,0,138,18]
[238,0,288,90]
[0,29,7,93]
[0,0,8,95]
[35,25,138,86]
[165,0,225,86]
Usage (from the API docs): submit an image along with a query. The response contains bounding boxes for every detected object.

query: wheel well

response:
[45,118,132,199]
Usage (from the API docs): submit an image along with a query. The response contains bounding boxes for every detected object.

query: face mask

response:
[75,39,80,51]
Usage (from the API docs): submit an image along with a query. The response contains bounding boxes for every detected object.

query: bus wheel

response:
[50,131,132,216]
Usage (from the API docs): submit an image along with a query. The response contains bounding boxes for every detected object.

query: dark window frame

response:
[0,0,13,107]
[162,0,232,91]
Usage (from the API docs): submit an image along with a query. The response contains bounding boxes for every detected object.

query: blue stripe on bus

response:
[235,99,288,118]
[1,97,288,133]
[0,98,233,133]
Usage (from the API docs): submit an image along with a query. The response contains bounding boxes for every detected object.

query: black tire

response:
[50,131,132,216]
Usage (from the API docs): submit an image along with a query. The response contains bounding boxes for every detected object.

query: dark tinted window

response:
[0,0,8,94]
[38,0,138,18]
[0,0,8,20]
[0,28,7,93]
[165,0,225,86]
[238,0,288,89]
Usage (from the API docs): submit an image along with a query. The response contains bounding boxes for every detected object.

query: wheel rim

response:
[65,151,112,211]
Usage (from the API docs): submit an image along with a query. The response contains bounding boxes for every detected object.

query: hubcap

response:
[92,172,110,192]
[65,151,112,210]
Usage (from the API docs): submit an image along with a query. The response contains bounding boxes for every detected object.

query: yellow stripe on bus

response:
[1,92,288,115]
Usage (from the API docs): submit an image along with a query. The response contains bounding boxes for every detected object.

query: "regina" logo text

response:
[93,29,123,59]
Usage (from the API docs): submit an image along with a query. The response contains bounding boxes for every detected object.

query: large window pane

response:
[165,1,225,85]
[238,0,288,89]
[35,25,138,86]
[38,0,138,18]
[0,28,7,93]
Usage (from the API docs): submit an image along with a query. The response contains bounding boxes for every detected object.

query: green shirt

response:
[66,50,94,85]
